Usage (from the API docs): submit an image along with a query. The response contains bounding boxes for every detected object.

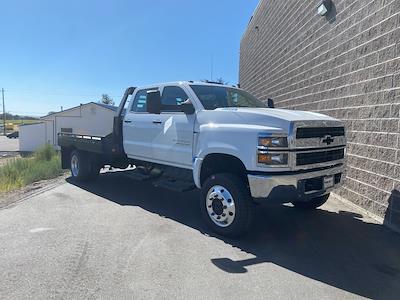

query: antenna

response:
[210,54,214,81]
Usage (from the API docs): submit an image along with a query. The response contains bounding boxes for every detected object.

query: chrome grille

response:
[296,149,345,166]
[290,121,346,169]
[293,122,346,150]
[296,127,345,139]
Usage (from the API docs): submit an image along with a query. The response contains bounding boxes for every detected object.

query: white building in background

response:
[19,102,117,152]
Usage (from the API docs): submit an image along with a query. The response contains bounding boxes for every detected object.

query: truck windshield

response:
[190,85,266,110]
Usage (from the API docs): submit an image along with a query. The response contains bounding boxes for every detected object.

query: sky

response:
[0,0,259,117]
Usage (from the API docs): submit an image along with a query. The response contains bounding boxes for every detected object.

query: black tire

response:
[88,164,100,180]
[292,194,330,210]
[200,173,255,237]
[70,150,92,182]
[88,167,100,180]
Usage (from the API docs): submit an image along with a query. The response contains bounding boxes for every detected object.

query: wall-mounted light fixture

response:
[317,0,332,16]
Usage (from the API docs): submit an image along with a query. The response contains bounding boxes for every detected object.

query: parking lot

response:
[0,135,19,152]
[0,171,399,299]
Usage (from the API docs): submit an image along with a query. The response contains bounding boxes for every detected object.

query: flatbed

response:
[58,133,110,154]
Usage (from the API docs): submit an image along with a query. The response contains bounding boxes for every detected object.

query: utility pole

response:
[2,88,5,136]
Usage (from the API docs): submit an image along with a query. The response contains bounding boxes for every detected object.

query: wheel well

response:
[200,154,248,186]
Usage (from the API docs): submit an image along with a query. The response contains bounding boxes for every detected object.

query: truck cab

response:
[59,81,346,237]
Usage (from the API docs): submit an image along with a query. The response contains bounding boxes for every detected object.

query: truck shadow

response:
[67,172,400,299]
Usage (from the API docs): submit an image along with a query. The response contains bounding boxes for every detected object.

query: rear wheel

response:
[70,150,95,182]
[292,194,330,210]
[200,173,254,237]
[88,163,101,180]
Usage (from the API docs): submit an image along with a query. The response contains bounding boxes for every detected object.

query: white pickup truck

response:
[59,81,346,236]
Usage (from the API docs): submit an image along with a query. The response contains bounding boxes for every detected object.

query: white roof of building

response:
[40,102,118,119]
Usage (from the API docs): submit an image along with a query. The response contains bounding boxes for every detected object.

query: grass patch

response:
[5,120,38,125]
[0,144,64,193]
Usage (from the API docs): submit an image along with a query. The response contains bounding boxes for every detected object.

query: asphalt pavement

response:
[0,136,19,152]
[0,172,399,299]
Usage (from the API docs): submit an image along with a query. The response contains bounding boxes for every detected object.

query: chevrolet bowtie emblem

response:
[322,135,334,145]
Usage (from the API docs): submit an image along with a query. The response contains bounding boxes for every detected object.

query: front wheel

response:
[200,173,255,237]
[292,194,330,210]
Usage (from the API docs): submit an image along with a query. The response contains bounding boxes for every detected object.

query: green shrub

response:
[34,144,57,161]
[0,145,64,193]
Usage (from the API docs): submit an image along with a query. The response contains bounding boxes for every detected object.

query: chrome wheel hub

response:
[206,185,235,227]
[71,155,79,177]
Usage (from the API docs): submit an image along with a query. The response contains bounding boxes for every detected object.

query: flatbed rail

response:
[58,132,114,154]
[59,132,103,140]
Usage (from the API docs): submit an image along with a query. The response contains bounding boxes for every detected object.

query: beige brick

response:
[240,0,400,232]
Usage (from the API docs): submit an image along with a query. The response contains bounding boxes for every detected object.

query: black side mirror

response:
[147,90,161,114]
[180,103,195,115]
[267,98,275,108]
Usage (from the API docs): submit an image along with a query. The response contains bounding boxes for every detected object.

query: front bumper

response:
[247,164,345,202]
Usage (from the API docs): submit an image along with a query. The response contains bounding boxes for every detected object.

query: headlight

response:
[258,136,288,148]
[258,153,288,165]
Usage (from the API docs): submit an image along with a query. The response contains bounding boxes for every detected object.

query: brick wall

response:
[239,0,400,231]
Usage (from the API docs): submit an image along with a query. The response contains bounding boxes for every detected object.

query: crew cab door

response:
[151,85,195,168]
[123,88,159,160]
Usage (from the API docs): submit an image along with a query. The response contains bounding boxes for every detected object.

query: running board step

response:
[124,169,153,181]
[152,179,196,192]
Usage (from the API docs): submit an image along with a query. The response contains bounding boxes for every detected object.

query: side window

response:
[161,86,189,112]
[61,128,73,133]
[130,89,149,112]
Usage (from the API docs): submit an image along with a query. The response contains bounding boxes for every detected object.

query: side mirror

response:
[180,103,195,115]
[267,98,275,108]
[147,90,161,114]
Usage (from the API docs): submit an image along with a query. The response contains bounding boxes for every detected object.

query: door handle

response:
[124,120,132,123]
[152,120,162,124]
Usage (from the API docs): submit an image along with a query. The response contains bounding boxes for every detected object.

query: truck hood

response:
[196,107,341,134]
[227,107,337,122]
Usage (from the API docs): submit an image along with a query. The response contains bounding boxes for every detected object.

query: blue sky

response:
[0,0,259,116]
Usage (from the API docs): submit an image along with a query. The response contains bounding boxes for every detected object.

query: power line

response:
[4,89,123,98]
[8,111,46,115]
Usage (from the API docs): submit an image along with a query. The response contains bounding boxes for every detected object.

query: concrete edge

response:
[331,192,400,234]
[0,174,68,210]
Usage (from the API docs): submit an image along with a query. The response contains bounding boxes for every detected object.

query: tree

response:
[1,112,38,119]
[100,94,115,106]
